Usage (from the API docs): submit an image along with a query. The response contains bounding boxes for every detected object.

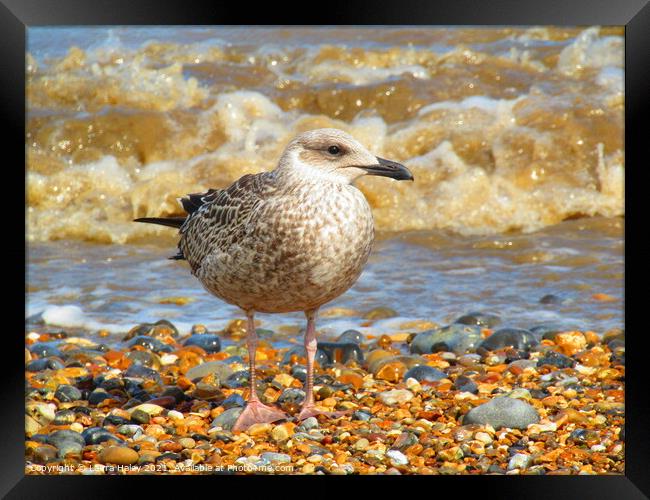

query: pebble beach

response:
[25,310,624,475]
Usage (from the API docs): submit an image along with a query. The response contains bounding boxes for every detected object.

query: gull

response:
[135,128,413,431]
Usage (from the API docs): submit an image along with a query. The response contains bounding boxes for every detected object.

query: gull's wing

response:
[177,173,276,273]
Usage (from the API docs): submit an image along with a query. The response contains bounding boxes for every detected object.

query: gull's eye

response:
[328,145,341,155]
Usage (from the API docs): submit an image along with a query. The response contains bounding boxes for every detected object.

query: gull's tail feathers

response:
[133,216,186,229]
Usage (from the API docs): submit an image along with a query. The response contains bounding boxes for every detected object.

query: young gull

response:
[135,128,413,431]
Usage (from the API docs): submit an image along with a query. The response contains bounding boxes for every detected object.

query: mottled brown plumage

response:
[178,171,374,313]
[135,128,413,431]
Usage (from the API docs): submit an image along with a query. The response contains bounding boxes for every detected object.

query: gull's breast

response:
[198,183,375,313]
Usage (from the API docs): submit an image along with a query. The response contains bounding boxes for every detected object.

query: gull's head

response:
[276,128,413,184]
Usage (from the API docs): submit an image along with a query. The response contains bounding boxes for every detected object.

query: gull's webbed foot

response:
[232,400,289,432]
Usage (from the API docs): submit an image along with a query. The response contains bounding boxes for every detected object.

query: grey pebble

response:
[478,328,538,352]
[183,334,222,354]
[463,397,540,429]
[260,452,291,463]
[403,365,447,383]
[297,417,319,431]
[55,384,82,402]
[455,312,501,328]
[277,388,306,405]
[410,324,482,355]
[211,407,243,430]
[337,330,364,344]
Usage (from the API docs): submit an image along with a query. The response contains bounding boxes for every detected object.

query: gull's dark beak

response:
[361,157,414,181]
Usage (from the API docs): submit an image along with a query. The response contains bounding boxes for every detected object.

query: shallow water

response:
[26,217,623,345]
[25,27,624,340]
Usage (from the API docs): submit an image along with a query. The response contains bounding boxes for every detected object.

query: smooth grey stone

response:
[52,409,76,425]
[463,397,540,429]
[296,417,319,431]
[48,429,85,448]
[29,342,63,358]
[183,334,222,354]
[352,410,372,421]
[539,294,565,305]
[88,388,114,405]
[26,358,65,372]
[454,312,501,328]
[221,393,245,409]
[317,342,364,364]
[82,427,124,445]
[124,363,163,384]
[277,388,305,405]
[98,377,124,391]
[403,365,447,382]
[290,365,307,382]
[478,328,538,352]
[224,370,249,389]
[410,324,482,355]
[337,330,364,344]
[292,432,323,442]
[127,336,172,353]
[210,407,243,430]
[260,452,291,463]
[453,375,478,394]
[569,428,599,442]
[160,386,187,403]
[536,350,575,369]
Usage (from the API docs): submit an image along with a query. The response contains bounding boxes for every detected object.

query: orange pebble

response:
[339,372,363,389]
[591,293,616,302]
[555,331,587,356]
[206,352,230,361]
[486,364,508,374]
[321,397,337,408]
[159,441,183,453]
[375,361,406,382]
[583,331,600,345]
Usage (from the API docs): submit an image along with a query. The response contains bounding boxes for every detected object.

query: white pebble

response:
[378,389,414,406]
[508,453,531,470]
[386,449,409,466]
[167,410,184,421]
[27,332,41,341]
[160,353,178,365]
[405,377,422,393]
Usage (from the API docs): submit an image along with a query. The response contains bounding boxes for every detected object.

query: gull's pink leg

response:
[297,309,348,421]
[232,310,288,432]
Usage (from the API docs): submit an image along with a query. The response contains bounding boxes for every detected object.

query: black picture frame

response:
[6,0,646,497]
